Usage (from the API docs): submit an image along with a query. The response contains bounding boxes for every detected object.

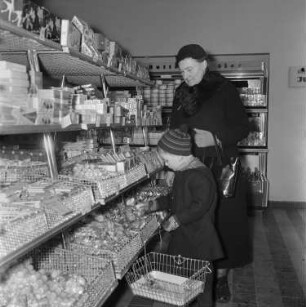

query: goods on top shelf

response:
[0,0,150,81]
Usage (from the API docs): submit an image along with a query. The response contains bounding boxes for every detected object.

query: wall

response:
[40,0,306,203]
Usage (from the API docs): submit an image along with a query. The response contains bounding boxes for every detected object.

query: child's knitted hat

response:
[158,125,191,156]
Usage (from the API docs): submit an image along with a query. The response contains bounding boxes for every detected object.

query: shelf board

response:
[0,124,161,135]
[0,124,87,135]
[0,19,62,52]
[0,20,153,88]
[239,147,268,153]
[245,108,268,113]
[0,212,82,269]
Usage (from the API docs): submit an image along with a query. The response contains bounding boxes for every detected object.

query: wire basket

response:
[125,252,211,306]
[31,247,118,307]
[61,184,95,214]
[0,209,48,259]
[0,163,50,184]
[58,174,119,202]
[139,214,160,244]
[119,163,147,190]
[69,230,142,279]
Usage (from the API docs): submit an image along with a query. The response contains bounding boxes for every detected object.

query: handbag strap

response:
[212,134,223,166]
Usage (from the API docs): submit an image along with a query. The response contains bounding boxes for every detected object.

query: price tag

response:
[92,53,99,63]
[63,47,70,53]
[61,114,72,129]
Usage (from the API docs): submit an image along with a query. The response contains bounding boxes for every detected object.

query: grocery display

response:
[0,150,165,304]
[0,12,166,307]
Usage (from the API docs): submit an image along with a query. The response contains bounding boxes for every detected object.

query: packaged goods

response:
[36,88,72,125]
[0,0,23,27]
[0,60,27,72]
[60,19,81,52]
[0,69,28,81]
[21,1,61,42]
[94,32,107,51]
[72,16,99,58]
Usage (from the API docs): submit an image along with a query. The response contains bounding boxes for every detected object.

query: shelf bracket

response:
[43,133,58,180]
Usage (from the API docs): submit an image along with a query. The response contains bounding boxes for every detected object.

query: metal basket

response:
[139,214,160,244]
[31,247,118,307]
[125,252,211,306]
[0,163,50,184]
[69,231,143,279]
[58,174,119,202]
[61,185,95,214]
[118,163,147,190]
[0,209,48,259]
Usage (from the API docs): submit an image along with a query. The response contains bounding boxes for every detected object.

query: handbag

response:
[212,135,241,198]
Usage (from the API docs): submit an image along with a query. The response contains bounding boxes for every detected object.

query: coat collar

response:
[178,157,205,172]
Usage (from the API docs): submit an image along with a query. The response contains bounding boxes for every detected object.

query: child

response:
[137,125,224,306]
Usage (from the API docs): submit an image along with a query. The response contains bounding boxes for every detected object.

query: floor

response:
[104,207,306,307]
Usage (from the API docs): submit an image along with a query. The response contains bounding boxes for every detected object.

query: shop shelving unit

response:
[0,19,160,306]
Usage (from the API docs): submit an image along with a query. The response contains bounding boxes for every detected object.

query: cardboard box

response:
[0,0,24,27]
[72,16,98,58]
[36,89,71,124]
[94,32,107,51]
[44,10,61,42]
[22,1,61,42]
[60,19,81,52]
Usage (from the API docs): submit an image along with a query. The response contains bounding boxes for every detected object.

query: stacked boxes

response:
[0,61,30,125]
[60,19,82,52]
[71,16,99,59]
[21,0,61,42]
[36,88,73,125]
[0,0,24,27]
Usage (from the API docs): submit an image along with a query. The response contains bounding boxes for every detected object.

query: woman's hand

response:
[193,128,215,147]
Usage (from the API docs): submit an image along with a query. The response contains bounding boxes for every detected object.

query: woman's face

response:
[178,58,207,86]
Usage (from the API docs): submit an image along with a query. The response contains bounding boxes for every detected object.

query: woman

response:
[170,43,252,303]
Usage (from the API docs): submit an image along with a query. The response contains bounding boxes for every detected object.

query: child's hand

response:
[135,202,150,216]
[135,200,157,216]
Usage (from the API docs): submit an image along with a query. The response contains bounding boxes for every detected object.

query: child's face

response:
[159,150,182,171]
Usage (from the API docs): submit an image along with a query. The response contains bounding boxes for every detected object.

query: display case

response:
[135,53,270,208]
